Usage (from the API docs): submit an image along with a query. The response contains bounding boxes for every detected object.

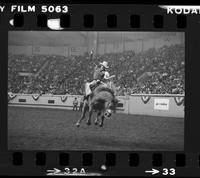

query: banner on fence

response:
[154,98,169,110]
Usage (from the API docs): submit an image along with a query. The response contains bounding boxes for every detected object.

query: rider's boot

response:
[89,83,95,90]
[89,80,98,90]
[83,95,89,101]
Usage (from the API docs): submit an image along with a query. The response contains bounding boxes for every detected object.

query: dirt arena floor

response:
[8,106,184,151]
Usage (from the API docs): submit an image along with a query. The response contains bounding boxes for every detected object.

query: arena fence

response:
[8,93,184,118]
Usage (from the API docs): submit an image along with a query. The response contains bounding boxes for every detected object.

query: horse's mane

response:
[93,85,115,97]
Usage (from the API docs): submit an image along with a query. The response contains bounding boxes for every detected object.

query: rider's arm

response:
[104,71,116,80]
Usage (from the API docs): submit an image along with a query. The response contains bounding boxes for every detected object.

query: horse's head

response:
[104,97,119,118]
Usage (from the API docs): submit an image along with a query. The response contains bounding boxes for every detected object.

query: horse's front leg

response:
[76,102,88,127]
[95,111,101,125]
[99,113,105,127]
[86,106,93,126]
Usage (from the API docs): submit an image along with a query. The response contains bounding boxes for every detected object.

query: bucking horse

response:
[75,82,118,127]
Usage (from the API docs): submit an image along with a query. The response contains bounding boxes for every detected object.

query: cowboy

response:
[73,97,79,111]
[84,61,115,100]
[79,96,84,111]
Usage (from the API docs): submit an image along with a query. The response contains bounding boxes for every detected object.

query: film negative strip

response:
[0,2,200,177]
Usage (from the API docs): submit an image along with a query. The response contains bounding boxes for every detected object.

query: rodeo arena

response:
[8,32,185,151]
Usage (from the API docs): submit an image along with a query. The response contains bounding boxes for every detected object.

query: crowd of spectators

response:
[8,55,48,93]
[8,44,185,95]
[8,54,47,73]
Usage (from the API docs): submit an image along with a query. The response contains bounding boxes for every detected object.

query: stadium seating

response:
[8,44,185,95]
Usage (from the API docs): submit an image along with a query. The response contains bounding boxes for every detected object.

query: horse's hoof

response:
[94,121,98,125]
[99,123,103,127]
[75,123,80,127]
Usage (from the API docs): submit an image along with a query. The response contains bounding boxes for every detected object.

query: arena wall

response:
[8,94,184,118]
[128,94,184,118]
[8,94,83,109]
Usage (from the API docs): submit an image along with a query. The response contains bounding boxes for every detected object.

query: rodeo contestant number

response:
[162,168,176,176]
[41,5,68,13]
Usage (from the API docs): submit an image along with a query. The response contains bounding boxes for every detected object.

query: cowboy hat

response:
[100,61,109,69]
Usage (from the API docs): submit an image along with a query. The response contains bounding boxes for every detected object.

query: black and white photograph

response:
[8,31,185,150]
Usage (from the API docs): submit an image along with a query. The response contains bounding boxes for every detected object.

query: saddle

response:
[84,80,115,101]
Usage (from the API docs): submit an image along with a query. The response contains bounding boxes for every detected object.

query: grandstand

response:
[8,31,185,95]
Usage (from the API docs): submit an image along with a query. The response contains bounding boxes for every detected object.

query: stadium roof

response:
[9,31,180,46]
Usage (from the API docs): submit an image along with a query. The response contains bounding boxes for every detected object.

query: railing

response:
[130,93,184,97]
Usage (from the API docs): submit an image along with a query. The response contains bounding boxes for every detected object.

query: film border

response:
[0,3,200,177]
